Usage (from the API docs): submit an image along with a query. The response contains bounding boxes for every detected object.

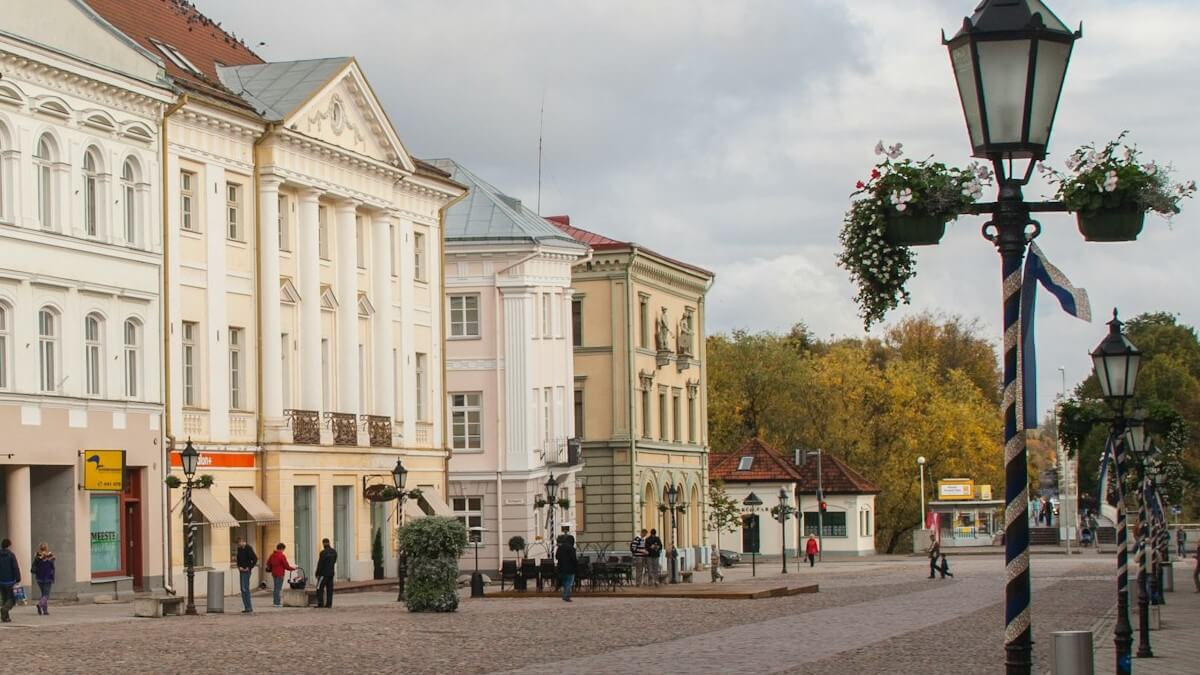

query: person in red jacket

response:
[805,535,819,567]
[266,543,296,607]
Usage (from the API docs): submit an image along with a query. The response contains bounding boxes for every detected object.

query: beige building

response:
[549,216,714,566]
[89,0,464,593]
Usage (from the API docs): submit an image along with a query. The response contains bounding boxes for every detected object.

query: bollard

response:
[1051,631,1094,675]
[1149,605,1161,630]
[206,569,225,613]
[1162,562,1174,592]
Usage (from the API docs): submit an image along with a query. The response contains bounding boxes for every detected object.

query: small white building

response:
[709,438,878,558]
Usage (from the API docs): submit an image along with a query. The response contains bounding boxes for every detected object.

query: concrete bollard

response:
[1150,605,1161,630]
[1051,631,1094,675]
[1162,562,1174,592]
[206,570,225,613]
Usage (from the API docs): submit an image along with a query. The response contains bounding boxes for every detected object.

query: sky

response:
[204,0,1200,421]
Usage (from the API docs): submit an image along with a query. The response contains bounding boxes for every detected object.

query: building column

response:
[370,212,395,420]
[259,175,284,424]
[5,466,31,587]
[334,199,359,416]
[297,188,322,412]
[501,288,533,472]
[205,163,228,440]
[398,218,415,443]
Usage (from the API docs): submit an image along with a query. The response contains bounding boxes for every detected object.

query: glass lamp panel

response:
[950,42,985,151]
[1125,425,1145,456]
[1101,353,1129,400]
[1027,40,1071,145]
[1123,353,1141,398]
[977,39,1033,145]
[1028,0,1071,32]
[1092,352,1113,399]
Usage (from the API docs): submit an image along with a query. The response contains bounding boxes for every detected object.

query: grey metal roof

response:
[428,159,588,249]
[216,58,350,121]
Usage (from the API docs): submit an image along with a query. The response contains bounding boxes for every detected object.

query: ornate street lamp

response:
[778,487,790,574]
[666,484,680,584]
[393,457,408,602]
[1093,312,1142,412]
[545,474,559,562]
[180,439,200,616]
[1123,418,1156,659]
[742,492,762,577]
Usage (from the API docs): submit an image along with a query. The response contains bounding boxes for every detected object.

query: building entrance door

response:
[123,468,143,591]
[333,486,352,580]
[294,486,314,579]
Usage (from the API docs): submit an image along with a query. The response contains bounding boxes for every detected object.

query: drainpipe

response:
[253,122,281,553]
[159,93,188,595]
[624,248,639,546]
[437,188,468,497]
[496,470,504,572]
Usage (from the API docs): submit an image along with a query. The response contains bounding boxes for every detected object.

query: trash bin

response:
[206,570,225,614]
[1163,562,1174,592]
[1051,630,1093,675]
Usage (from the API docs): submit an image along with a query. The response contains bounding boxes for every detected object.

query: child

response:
[938,553,953,579]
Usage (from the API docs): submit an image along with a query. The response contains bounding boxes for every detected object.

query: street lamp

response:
[392,457,408,602]
[742,492,762,577]
[1092,313,1143,675]
[1123,419,1156,659]
[469,526,485,598]
[545,474,559,562]
[778,487,790,574]
[180,439,200,616]
[917,456,927,529]
[666,484,680,584]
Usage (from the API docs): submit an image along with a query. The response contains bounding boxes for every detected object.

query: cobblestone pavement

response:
[1093,560,1200,675]
[0,554,1116,675]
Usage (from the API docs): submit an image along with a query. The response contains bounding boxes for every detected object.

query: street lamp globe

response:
[778,486,790,508]
[1092,310,1142,407]
[391,457,408,490]
[666,484,679,508]
[545,473,559,503]
[1124,423,1147,459]
[180,438,200,479]
[917,456,926,466]
[944,0,1079,161]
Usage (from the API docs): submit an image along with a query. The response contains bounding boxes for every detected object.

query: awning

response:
[229,488,279,523]
[403,499,427,521]
[420,491,453,517]
[189,488,239,528]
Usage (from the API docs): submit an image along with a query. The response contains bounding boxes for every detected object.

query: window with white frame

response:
[38,307,58,392]
[638,295,649,349]
[449,393,482,450]
[449,295,479,338]
[542,388,553,449]
[278,194,289,250]
[571,298,582,347]
[658,388,668,441]
[0,303,10,390]
[672,390,681,442]
[555,386,565,448]
[34,135,55,229]
[124,319,141,398]
[356,216,366,268]
[541,294,552,338]
[281,333,292,409]
[413,232,425,281]
[85,313,104,396]
[228,327,243,409]
[226,183,242,241]
[389,224,397,276]
[122,159,138,245]
[358,343,367,413]
[861,508,872,536]
[320,338,331,411]
[687,388,697,443]
[573,389,584,439]
[415,353,427,421]
[180,170,196,232]
[318,206,330,260]
[182,321,198,406]
[641,389,651,438]
[452,497,483,530]
[83,148,100,237]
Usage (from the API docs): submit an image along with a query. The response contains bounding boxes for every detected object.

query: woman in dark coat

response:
[33,542,55,615]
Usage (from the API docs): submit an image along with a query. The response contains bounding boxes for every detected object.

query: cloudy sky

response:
[206,0,1199,417]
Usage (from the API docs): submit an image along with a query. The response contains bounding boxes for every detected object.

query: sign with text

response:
[169,451,256,469]
[82,450,126,491]
[937,479,975,500]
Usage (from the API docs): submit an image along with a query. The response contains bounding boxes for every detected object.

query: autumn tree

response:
[707,481,741,555]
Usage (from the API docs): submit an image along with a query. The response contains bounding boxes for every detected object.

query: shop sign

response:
[169,451,256,469]
[82,450,126,491]
[937,479,975,500]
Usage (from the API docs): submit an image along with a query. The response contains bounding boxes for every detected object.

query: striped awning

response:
[189,488,239,528]
[229,488,279,523]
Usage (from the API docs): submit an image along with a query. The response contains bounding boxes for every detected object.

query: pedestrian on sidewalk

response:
[710,544,724,582]
[315,539,337,608]
[33,543,54,616]
[0,538,20,623]
[556,535,578,602]
[805,534,819,567]
[630,529,648,586]
[938,553,953,579]
[1193,540,1199,593]
[1177,528,1187,558]
[928,538,941,579]
[266,543,296,607]
[236,537,258,613]
[645,529,663,586]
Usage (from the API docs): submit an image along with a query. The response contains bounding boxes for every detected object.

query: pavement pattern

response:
[0,554,1122,674]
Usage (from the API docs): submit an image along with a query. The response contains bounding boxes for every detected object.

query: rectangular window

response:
[575,486,585,533]
[281,333,291,409]
[638,296,649,349]
[641,389,651,438]
[413,232,425,281]
[85,319,102,397]
[449,295,480,338]
[542,294,552,338]
[358,344,367,413]
[318,206,330,260]
[182,321,197,406]
[228,327,243,409]
[392,348,400,420]
[803,511,848,538]
[321,338,331,411]
[278,194,290,251]
[573,389,584,439]
[452,496,484,530]
[571,299,582,347]
[0,306,8,390]
[180,171,196,231]
[90,494,122,574]
[658,388,668,441]
[672,391,681,442]
[415,353,427,421]
[450,393,482,450]
[688,391,697,443]
[356,216,366,268]
[555,385,565,446]
[226,183,242,240]
[543,388,552,450]
[389,224,397,276]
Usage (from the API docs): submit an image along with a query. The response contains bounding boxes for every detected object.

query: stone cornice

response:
[0,42,170,119]
[630,256,711,295]
[276,128,406,182]
[176,104,262,140]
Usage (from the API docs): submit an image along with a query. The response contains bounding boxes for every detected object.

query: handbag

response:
[12,586,27,604]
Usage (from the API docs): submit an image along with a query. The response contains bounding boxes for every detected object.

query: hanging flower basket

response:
[1076,207,1146,243]
[883,214,951,247]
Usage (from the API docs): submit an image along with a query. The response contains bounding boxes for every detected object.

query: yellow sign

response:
[979,484,993,500]
[937,479,975,501]
[82,450,126,491]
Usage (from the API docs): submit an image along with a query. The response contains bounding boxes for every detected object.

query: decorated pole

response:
[184,484,197,616]
[1113,435,1133,675]
[1136,474,1154,658]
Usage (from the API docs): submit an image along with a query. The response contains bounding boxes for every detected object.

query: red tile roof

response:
[548,215,713,277]
[710,438,880,495]
[85,0,263,108]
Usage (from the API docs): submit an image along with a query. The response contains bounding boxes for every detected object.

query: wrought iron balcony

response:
[285,409,320,445]
[364,415,393,448]
[325,412,358,446]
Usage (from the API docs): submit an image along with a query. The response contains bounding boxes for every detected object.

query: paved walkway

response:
[1093,562,1200,675]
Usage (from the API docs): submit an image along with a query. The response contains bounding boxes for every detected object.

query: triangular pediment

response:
[319,285,338,311]
[357,292,374,317]
[280,278,301,304]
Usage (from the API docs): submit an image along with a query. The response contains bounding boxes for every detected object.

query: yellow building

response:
[549,217,714,564]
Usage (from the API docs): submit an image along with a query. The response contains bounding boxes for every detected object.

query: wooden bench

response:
[134,596,185,618]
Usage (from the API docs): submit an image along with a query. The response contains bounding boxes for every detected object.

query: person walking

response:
[0,539,20,623]
[266,543,296,608]
[32,543,55,616]
[1177,528,1187,558]
[928,537,941,579]
[938,553,954,579]
[805,534,819,567]
[556,534,578,602]
[315,539,337,608]
[235,537,258,613]
[644,529,663,586]
[631,529,648,586]
[1193,539,1200,593]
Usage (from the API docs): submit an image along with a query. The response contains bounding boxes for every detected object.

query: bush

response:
[398,516,467,612]
[371,528,385,579]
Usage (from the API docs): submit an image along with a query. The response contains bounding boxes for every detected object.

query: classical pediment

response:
[280,278,301,304]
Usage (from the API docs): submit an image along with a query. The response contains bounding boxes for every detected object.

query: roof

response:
[85,0,263,109]
[216,58,350,121]
[428,159,589,249]
[548,216,713,278]
[710,438,880,495]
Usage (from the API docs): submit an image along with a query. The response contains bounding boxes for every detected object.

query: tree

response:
[707,481,741,558]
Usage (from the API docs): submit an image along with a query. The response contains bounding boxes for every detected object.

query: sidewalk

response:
[1093,566,1200,675]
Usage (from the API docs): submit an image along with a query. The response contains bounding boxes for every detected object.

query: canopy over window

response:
[229,487,279,523]
[188,488,239,528]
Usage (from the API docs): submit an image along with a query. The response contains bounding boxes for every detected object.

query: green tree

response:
[707,481,741,556]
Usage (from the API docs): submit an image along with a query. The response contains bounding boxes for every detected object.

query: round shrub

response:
[399,516,468,612]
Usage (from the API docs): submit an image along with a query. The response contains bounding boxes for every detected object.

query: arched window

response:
[38,307,58,392]
[0,302,10,390]
[122,158,138,245]
[83,148,100,237]
[124,319,140,398]
[34,135,55,229]
[85,313,104,396]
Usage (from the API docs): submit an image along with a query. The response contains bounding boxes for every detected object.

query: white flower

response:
[962,179,983,200]
[1143,163,1157,176]
[1064,156,1080,172]
[886,143,904,159]
[974,163,993,181]
[895,203,908,212]
[874,141,886,156]
[890,188,914,211]
[1124,147,1136,162]
[1103,170,1119,192]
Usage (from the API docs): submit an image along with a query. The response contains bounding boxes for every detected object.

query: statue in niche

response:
[655,307,671,352]
[677,313,694,357]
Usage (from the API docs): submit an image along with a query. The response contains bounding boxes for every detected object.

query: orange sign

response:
[170,451,256,469]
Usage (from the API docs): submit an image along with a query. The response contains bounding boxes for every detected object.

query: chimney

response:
[794,448,803,466]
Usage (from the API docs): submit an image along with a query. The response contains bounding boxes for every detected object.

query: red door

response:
[123,469,143,592]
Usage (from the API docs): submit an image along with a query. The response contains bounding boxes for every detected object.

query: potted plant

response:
[508,535,527,591]
[371,528,385,580]
[1041,133,1196,242]
[839,142,991,328]
[556,497,571,510]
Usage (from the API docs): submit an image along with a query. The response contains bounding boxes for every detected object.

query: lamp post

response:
[742,492,762,577]
[180,439,200,616]
[803,449,825,561]
[666,484,681,584]
[918,456,927,530]
[778,487,790,574]
[392,458,408,603]
[1092,311,1142,675]
[1125,421,1156,659]
[469,526,485,598]
[545,474,559,561]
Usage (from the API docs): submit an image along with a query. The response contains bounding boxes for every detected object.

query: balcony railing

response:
[543,436,583,466]
[365,415,392,448]
[415,421,432,446]
[285,409,321,445]
[325,412,358,446]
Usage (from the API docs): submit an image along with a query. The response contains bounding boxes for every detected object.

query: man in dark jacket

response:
[0,538,20,623]
[556,537,578,602]
[235,537,258,613]
[644,529,663,586]
[315,539,338,608]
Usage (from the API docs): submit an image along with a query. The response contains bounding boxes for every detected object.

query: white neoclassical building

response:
[0,0,175,599]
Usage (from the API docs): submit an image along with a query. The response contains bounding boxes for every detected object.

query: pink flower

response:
[856,180,866,189]
[871,169,881,180]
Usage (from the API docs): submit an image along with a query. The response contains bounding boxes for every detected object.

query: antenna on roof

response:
[537,91,544,215]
